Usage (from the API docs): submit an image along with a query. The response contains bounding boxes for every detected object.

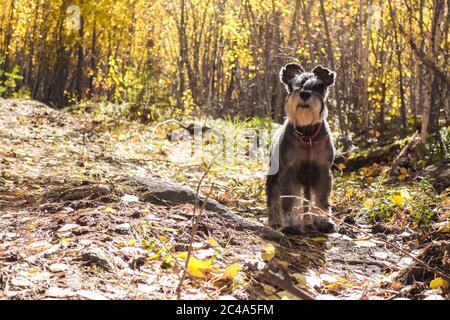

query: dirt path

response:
[0,99,448,300]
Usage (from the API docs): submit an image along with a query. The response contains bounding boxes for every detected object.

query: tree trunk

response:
[319,0,348,146]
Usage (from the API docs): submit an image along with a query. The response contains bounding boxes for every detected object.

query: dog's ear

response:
[312,65,336,86]
[280,63,303,91]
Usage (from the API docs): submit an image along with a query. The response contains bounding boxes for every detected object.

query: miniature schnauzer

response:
[266,63,336,234]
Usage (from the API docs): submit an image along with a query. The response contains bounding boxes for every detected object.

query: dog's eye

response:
[316,84,326,91]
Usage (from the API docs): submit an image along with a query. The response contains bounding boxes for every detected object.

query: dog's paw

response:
[280,224,303,235]
[314,217,336,233]
[282,213,336,234]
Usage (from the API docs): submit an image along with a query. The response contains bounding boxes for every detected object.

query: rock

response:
[132,176,284,240]
[137,176,198,205]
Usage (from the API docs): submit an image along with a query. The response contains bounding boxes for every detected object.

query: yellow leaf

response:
[391,194,405,206]
[104,205,116,213]
[344,188,353,198]
[207,237,219,247]
[292,273,308,289]
[261,283,277,295]
[128,239,136,246]
[336,163,346,171]
[438,223,450,233]
[325,277,348,292]
[364,199,374,209]
[310,237,327,242]
[222,264,241,280]
[430,277,449,289]
[398,174,406,181]
[400,190,411,200]
[177,252,213,278]
[261,243,276,261]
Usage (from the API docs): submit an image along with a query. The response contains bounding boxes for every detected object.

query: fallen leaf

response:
[292,273,308,289]
[57,224,79,232]
[77,290,108,300]
[103,205,116,213]
[389,281,404,290]
[437,222,450,233]
[429,277,449,289]
[177,252,214,278]
[261,243,276,261]
[11,277,32,287]
[49,263,68,272]
[46,287,76,298]
[222,264,241,280]
[391,194,405,206]
[207,237,219,247]
[363,199,374,209]
[261,283,277,295]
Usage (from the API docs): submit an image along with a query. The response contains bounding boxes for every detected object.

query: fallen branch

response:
[389,131,420,171]
[256,262,315,300]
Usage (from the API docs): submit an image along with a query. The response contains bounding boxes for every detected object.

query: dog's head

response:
[280,63,335,127]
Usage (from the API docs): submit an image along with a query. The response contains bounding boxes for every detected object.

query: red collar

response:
[293,122,329,148]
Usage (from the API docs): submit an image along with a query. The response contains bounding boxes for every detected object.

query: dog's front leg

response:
[308,167,335,233]
[266,173,282,228]
[279,173,302,231]
[313,168,333,214]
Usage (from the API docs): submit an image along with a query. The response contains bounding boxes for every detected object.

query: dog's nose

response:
[299,91,311,100]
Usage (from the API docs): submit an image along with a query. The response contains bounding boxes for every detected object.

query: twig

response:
[390,131,420,171]
[328,258,397,270]
[256,262,314,300]
[176,152,221,299]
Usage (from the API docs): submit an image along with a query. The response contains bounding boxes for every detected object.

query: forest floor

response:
[0,98,448,300]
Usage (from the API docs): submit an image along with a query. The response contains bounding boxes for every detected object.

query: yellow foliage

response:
[261,243,276,261]
[429,277,449,289]
[207,237,219,247]
[221,264,241,280]
[176,252,215,279]
[364,198,374,209]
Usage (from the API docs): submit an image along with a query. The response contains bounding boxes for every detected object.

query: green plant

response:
[421,127,450,165]
[0,56,23,97]
[365,179,439,229]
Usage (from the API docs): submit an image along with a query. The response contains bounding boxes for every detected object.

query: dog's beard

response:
[284,94,327,127]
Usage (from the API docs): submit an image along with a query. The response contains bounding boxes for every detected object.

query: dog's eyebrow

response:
[303,79,325,91]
